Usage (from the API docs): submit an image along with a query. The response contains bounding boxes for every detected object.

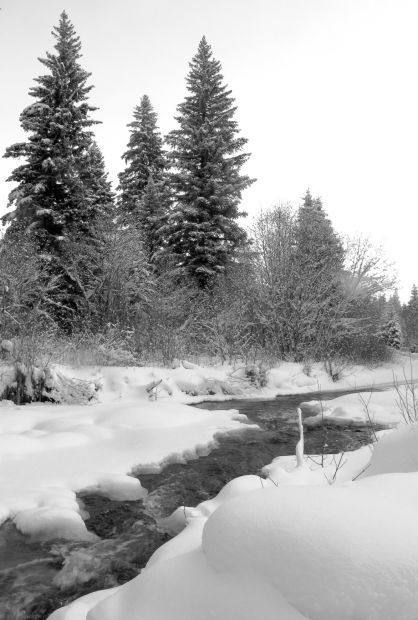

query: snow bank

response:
[202,482,418,620]
[267,353,418,395]
[1,350,417,407]
[57,352,418,404]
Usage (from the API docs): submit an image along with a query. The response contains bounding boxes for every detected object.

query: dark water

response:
[0,390,383,619]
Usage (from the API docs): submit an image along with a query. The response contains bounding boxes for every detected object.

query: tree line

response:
[1,11,412,371]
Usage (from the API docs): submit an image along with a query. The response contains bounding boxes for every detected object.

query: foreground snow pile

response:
[50,421,418,620]
[0,392,251,541]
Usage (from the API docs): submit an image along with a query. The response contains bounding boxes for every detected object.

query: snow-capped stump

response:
[202,483,418,620]
[145,378,162,400]
[43,368,98,404]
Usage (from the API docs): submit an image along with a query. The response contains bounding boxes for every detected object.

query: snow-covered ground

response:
[1,355,418,618]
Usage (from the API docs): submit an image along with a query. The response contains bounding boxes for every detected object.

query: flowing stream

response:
[0,389,385,619]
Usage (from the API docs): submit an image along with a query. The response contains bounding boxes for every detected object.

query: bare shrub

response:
[55,325,139,367]
[393,358,418,424]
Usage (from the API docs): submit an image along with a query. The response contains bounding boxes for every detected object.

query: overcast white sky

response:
[0,0,417,300]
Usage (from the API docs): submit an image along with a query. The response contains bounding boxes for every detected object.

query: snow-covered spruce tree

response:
[3,12,114,325]
[137,177,172,262]
[4,12,103,242]
[81,141,115,231]
[380,307,402,350]
[294,190,344,278]
[118,95,166,217]
[162,37,254,287]
[291,190,345,359]
[403,284,418,347]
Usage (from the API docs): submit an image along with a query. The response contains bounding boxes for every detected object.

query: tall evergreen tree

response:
[294,190,344,275]
[137,177,171,262]
[118,95,166,220]
[57,140,116,322]
[162,37,254,287]
[290,190,345,357]
[403,284,418,346]
[380,306,402,350]
[3,12,114,326]
[3,12,104,247]
[81,141,115,227]
[388,289,402,315]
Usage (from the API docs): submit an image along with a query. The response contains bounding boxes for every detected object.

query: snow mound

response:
[84,475,146,501]
[14,506,97,542]
[361,422,418,477]
[203,483,418,619]
[48,589,118,620]
[86,550,308,620]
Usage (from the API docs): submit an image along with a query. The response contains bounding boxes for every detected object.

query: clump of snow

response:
[84,475,146,501]
[14,506,97,542]
[360,422,418,477]
[202,482,418,620]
